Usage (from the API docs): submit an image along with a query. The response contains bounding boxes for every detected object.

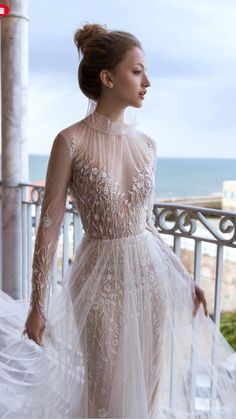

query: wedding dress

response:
[0,109,235,418]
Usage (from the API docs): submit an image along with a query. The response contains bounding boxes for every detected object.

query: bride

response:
[0,22,235,419]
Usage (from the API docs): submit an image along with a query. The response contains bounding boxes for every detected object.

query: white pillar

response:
[1,0,29,298]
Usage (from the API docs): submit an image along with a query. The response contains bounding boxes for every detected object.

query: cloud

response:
[27,0,236,158]
[28,73,87,154]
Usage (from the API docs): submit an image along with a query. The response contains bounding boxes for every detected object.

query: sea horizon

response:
[23,155,236,200]
[1,155,236,200]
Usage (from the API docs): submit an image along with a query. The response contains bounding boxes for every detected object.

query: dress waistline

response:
[83,229,148,243]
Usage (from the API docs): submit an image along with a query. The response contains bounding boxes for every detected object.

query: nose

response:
[143,74,151,88]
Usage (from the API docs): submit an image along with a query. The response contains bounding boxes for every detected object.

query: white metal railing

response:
[1,182,235,416]
[153,202,236,414]
[1,182,235,314]
[153,202,236,328]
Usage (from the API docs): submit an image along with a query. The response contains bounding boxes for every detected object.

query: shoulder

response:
[54,118,85,159]
[59,118,84,139]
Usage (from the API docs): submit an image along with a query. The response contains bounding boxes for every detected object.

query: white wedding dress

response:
[0,109,235,418]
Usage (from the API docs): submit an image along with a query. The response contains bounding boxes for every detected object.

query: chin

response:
[124,99,143,109]
[131,101,143,108]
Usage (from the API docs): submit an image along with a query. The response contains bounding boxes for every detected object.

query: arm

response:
[27,132,73,323]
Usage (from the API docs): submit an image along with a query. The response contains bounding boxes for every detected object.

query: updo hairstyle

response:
[74,23,143,101]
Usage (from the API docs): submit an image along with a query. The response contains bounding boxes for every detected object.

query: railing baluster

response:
[213,245,224,329]
[21,186,28,299]
[169,235,181,407]
[27,202,33,298]
[35,203,40,228]
[189,240,202,413]
[73,213,83,251]
[210,245,224,413]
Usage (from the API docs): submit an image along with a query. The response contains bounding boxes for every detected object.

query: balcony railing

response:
[0,181,236,415]
[1,182,235,317]
[153,202,236,328]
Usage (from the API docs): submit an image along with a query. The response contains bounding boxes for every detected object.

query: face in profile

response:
[101,46,151,109]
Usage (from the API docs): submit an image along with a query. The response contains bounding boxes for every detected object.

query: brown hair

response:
[74,23,143,101]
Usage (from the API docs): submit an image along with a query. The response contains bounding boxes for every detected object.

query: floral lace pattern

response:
[27,209,60,322]
[62,126,166,416]
[83,234,168,417]
[24,113,156,326]
[67,133,155,240]
[67,137,77,159]
[68,154,154,240]
[29,239,57,322]
[23,132,71,325]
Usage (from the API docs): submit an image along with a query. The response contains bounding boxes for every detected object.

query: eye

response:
[133,70,142,75]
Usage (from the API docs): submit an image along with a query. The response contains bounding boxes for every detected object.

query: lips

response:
[138,91,146,97]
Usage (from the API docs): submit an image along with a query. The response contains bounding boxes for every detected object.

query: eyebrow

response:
[135,63,148,71]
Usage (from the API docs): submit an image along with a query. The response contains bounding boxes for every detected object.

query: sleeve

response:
[145,136,158,235]
[27,132,73,323]
[145,138,196,300]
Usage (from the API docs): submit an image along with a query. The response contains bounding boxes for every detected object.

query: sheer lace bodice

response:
[25,110,157,323]
[67,115,156,239]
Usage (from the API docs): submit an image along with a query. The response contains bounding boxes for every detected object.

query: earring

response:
[109,82,113,88]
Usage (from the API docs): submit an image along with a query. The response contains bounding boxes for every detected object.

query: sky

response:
[27,0,236,158]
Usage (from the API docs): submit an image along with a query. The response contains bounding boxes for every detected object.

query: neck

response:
[95,103,125,124]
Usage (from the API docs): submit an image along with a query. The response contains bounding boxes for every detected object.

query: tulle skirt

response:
[0,229,236,418]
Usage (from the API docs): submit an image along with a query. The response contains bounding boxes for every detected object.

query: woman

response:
[0,23,235,418]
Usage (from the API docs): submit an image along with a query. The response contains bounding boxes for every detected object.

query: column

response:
[1,0,29,297]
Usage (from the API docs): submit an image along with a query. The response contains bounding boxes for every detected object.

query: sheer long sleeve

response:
[145,136,158,236]
[27,132,73,322]
[145,186,158,237]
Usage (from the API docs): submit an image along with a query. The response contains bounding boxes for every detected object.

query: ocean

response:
[28,155,236,200]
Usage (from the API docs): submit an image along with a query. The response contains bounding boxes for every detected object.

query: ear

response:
[99,69,113,87]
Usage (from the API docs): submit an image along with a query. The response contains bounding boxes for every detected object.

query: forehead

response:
[118,46,147,69]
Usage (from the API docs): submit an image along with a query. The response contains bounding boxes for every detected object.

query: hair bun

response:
[74,23,107,55]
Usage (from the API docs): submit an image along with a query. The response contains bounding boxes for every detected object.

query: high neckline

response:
[83,109,137,135]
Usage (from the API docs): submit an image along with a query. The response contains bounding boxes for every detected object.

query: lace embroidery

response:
[27,207,61,322]
[80,232,167,415]
[98,408,108,418]
[69,137,77,158]
[68,153,154,239]
[145,221,196,299]
[42,212,52,228]
[26,131,156,324]
[29,239,57,322]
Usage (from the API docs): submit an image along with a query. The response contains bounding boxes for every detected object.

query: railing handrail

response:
[154,202,236,218]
